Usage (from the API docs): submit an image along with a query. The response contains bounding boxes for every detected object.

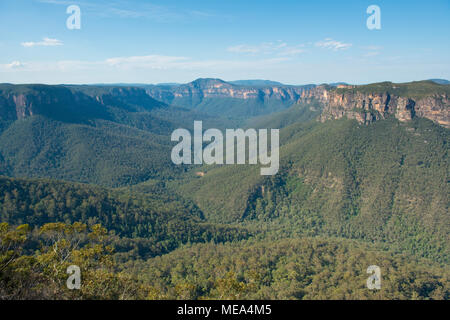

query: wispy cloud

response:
[105,54,290,70]
[278,47,305,56]
[36,0,220,22]
[21,37,63,48]
[315,38,352,51]
[228,42,305,56]
[5,61,25,69]
[1,53,291,74]
[38,0,76,4]
[105,55,190,69]
[361,45,382,58]
[99,4,182,21]
[229,39,354,56]
[363,45,383,51]
[188,10,217,18]
[363,51,380,57]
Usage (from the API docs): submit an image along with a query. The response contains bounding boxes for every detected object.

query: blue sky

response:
[0,0,449,84]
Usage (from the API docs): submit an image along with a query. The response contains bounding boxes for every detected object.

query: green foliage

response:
[130,238,449,300]
[334,80,450,100]
[246,101,322,129]
[0,176,250,259]
[143,78,306,118]
[0,84,240,187]
[0,82,448,300]
[0,116,181,186]
[181,97,295,118]
[172,118,449,263]
[0,222,153,299]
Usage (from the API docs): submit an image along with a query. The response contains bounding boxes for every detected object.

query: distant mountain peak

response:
[191,78,228,85]
[229,80,285,87]
[429,79,450,85]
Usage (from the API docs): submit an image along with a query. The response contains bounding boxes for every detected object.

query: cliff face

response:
[1,81,448,129]
[0,85,165,123]
[146,79,449,128]
[298,85,450,128]
[145,78,314,106]
[0,87,76,121]
[1,93,34,120]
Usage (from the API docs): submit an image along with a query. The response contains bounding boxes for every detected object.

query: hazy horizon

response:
[1,77,449,87]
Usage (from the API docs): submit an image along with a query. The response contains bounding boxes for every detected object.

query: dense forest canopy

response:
[0,82,448,299]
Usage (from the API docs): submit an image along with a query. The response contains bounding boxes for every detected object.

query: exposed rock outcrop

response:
[0,85,165,122]
[145,78,315,106]
[298,84,449,128]
[1,80,448,129]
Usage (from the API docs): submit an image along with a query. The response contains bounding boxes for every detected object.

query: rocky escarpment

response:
[298,82,450,128]
[1,81,448,129]
[0,85,79,121]
[0,85,165,123]
[146,79,449,128]
[145,78,315,107]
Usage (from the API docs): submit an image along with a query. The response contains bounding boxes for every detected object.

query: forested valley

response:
[0,82,448,300]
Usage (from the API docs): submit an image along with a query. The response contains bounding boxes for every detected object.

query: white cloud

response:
[105,55,189,69]
[228,44,263,54]
[21,37,63,48]
[37,0,219,22]
[361,46,382,58]
[364,51,380,57]
[5,61,25,69]
[0,54,291,75]
[363,45,383,51]
[228,42,286,54]
[228,42,304,56]
[105,54,290,70]
[315,38,352,51]
[279,48,305,56]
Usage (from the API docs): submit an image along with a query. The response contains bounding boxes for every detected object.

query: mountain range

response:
[142,79,450,127]
[0,78,448,299]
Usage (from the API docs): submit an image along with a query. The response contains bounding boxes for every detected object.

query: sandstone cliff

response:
[145,79,449,128]
[298,82,450,128]
[1,80,448,129]
[0,85,165,122]
[145,78,314,106]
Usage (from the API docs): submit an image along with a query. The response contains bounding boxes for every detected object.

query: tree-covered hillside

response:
[0,84,240,186]
[171,118,449,264]
[334,80,450,100]
[3,222,447,300]
[0,81,448,300]
[131,238,449,300]
[0,176,250,259]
